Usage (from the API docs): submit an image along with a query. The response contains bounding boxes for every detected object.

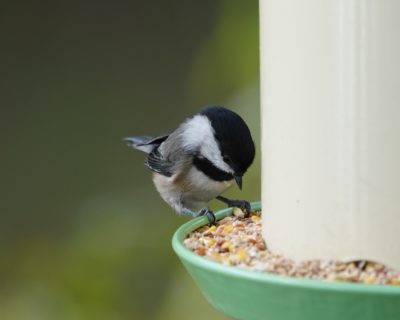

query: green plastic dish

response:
[172,202,400,320]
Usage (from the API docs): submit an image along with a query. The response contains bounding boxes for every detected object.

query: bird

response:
[124,105,255,224]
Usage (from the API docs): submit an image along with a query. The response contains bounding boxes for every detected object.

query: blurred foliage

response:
[188,0,259,104]
[0,0,259,319]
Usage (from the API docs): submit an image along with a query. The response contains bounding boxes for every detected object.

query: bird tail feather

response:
[123,134,169,154]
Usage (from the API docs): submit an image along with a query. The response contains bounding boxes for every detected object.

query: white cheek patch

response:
[182,115,233,173]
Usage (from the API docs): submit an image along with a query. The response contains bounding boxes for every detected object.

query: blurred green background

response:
[0,1,259,319]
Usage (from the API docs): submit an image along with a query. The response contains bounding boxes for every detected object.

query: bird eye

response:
[223,155,231,163]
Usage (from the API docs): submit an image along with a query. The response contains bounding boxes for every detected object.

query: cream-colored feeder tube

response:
[261,0,400,269]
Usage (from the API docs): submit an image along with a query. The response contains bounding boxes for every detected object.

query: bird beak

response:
[234,175,243,190]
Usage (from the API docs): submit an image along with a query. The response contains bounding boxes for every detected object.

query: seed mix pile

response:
[184,209,400,285]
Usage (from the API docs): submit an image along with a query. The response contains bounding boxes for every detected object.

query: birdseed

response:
[184,209,400,285]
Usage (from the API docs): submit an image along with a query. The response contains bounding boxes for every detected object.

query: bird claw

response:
[199,208,216,226]
[216,196,251,216]
[227,200,251,216]
[240,200,252,215]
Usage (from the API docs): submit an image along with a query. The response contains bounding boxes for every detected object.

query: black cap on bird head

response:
[200,106,255,188]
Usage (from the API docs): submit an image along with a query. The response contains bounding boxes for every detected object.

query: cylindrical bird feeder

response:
[261,0,400,269]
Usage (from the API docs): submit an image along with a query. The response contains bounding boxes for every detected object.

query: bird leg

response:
[181,207,216,225]
[216,196,251,215]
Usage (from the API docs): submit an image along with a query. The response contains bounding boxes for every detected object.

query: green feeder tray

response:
[172,202,400,320]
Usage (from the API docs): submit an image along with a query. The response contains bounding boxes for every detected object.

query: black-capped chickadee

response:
[124,106,255,224]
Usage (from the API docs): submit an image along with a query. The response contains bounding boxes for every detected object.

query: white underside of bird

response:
[152,167,234,214]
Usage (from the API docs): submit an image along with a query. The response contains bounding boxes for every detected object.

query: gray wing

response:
[145,125,194,177]
[145,148,174,177]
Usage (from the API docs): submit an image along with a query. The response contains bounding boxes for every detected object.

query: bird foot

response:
[198,208,216,226]
[216,196,251,216]
[181,207,216,225]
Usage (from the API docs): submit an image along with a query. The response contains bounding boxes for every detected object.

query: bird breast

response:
[152,167,234,212]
